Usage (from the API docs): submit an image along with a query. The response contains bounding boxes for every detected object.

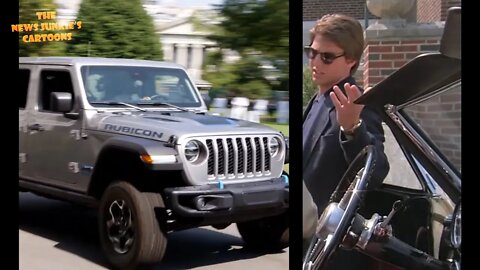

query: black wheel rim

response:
[105,199,135,254]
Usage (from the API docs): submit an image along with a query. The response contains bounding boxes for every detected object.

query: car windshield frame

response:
[399,81,461,175]
[380,95,461,203]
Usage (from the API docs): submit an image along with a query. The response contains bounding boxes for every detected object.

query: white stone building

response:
[155,14,217,87]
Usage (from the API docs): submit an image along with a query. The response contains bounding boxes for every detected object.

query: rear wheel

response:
[237,211,289,252]
[98,181,167,270]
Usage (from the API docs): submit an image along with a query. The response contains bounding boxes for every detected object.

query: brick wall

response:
[303,0,462,22]
[417,0,441,22]
[417,0,461,22]
[363,38,441,87]
[362,34,461,172]
[303,0,372,21]
[405,85,462,172]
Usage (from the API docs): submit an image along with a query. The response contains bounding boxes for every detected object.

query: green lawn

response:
[262,120,289,173]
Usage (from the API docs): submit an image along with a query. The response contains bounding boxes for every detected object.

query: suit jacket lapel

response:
[303,93,317,122]
[303,93,335,167]
[302,76,357,169]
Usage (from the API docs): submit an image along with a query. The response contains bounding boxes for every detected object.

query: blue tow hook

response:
[218,180,224,190]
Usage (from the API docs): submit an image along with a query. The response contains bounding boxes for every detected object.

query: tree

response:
[200,0,289,95]
[19,0,66,56]
[67,0,163,60]
[203,50,270,99]
[212,0,288,60]
[303,66,316,107]
[203,50,236,97]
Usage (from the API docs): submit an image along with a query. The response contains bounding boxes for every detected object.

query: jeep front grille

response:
[206,137,271,180]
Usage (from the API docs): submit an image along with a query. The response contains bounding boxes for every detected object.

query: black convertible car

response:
[303,7,461,270]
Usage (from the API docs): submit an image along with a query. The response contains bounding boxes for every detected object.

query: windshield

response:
[81,65,202,107]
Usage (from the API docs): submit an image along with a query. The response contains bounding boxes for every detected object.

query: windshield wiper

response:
[90,101,147,112]
[136,101,192,112]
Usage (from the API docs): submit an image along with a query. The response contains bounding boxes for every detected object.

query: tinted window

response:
[39,70,74,112]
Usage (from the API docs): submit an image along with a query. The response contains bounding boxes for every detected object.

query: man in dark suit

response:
[303,14,390,269]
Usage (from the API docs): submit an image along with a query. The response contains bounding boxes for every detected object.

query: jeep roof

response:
[19,56,185,69]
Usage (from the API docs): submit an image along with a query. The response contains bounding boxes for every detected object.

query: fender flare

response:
[97,136,182,170]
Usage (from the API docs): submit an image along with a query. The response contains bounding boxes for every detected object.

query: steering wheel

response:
[148,94,167,101]
[303,145,377,270]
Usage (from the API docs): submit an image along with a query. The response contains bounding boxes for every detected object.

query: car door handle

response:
[28,123,45,131]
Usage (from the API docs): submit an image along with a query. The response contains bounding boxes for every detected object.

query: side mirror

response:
[50,92,79,119]
[50,92,73,113]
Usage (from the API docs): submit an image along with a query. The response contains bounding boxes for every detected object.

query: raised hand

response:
[329,82,365,130]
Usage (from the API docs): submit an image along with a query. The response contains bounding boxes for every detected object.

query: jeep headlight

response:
[185,140,201,162]
[269,137,281,157]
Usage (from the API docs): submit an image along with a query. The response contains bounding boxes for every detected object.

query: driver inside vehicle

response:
[100,75,150,102]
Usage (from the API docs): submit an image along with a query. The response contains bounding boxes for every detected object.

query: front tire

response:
[98,181,167,270]
[237,211,289,252]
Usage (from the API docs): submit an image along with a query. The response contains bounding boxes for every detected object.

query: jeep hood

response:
[91,111,282,142]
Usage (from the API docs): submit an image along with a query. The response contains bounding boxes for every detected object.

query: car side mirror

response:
[50,92,73,113]
[50,92,79,119]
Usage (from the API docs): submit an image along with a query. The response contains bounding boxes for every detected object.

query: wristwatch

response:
[341,119,363,136]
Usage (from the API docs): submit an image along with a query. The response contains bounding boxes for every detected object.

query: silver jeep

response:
[19,57,289,270]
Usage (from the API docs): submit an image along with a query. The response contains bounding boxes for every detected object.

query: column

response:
[189,44,205,81]
[162,43,174,62]
[176,43,188,68]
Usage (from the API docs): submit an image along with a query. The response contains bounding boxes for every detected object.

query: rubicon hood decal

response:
[94,110,276,141]
[104,124,163,139]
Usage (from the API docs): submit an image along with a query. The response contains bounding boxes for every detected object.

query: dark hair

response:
[309,14,364,74]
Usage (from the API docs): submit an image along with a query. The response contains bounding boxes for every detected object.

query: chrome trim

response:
[385,107,461,191]
[204,136,273,180]
[357,213,381,250]
[316,203,344,239]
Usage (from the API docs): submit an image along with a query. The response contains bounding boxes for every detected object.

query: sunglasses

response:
[304,46,345,64]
